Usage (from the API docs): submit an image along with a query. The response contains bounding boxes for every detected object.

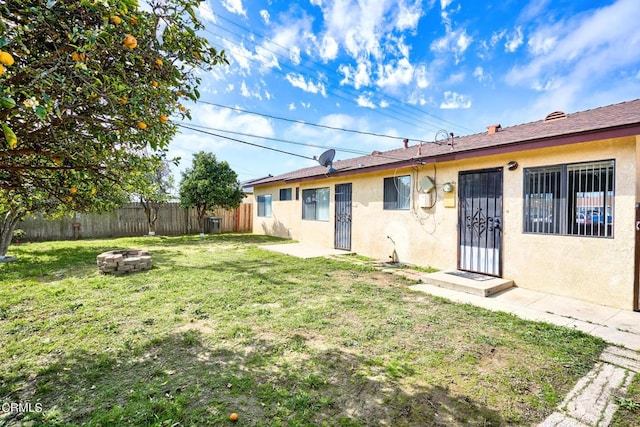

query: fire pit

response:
[97,249,152,275]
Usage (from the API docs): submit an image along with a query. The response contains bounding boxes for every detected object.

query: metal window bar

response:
[567,160,614,238]
[524,167,561,234]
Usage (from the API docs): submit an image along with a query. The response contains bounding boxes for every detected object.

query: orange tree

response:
[179,151,244,235]
[0,0,227,257]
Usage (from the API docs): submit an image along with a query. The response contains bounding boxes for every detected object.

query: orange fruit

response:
[129,16,138,25]
[0,64,5,75]
[0,51,14,66]
[151,81,158,88]
[155,58,163,68]
[66,196,73,202]
[229,413,238,422]
[111,15,122,25]
[70,187,77,194]
[159,114,168,124]
[123,34,137,50]
[178,105,186,112]
[119,96,127,105]
[137,121,147,129]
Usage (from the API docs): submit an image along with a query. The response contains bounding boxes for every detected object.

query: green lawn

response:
[0,235,607,426]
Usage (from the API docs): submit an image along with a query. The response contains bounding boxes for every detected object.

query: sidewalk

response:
[407,282,640,351]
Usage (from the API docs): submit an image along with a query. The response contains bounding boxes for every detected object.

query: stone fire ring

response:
[97,249,152,275]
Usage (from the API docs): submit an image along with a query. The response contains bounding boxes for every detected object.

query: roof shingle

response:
[250,98,640,187]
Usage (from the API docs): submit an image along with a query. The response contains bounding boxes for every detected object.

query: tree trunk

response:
[197,205,207,234]
[0,209,23,258]
[140,197,159,235]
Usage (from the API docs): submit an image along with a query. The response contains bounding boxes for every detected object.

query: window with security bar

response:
[523,160,614,237]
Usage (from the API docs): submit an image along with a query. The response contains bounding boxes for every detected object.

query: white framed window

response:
[524,160,614,237]
[302,188,329,221]
[257,195,272,217]
[383,176,410,210]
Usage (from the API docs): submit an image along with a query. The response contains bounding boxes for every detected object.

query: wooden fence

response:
[17,202,253,242]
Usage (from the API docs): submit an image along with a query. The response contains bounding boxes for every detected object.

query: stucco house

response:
[248,99,640,310]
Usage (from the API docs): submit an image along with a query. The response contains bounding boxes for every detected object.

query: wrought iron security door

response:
[458,168,503,276]
[334,183,352,251]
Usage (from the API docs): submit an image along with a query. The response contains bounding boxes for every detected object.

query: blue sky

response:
[168,0,640,186]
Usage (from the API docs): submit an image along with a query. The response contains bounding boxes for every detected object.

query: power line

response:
[209,14,475,135]
[176,123,314,161]
[181,122,411,161]
[202,30,447,135]
[197,100,422,143]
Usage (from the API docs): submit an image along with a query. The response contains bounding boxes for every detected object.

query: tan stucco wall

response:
[253,136,639,310]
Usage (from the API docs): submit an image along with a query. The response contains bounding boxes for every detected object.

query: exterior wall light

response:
[507,161,519,171]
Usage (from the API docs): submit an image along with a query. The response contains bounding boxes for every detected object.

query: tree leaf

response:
[35,105,47,120]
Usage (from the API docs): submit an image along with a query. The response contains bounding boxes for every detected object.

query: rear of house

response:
[248,99,640,311]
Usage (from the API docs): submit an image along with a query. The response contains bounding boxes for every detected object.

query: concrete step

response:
[421,271,514,297]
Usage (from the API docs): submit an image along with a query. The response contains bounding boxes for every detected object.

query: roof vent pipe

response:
[487,124,501,135]
[403,138,409,149]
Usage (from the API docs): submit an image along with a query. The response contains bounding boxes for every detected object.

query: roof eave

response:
[252,122,640,188]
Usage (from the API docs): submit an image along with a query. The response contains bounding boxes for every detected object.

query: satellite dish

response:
[419,176,435,193]
[317,149,336,173]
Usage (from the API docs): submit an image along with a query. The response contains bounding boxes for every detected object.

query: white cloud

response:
[407,91,428,105]
[507,0,640,102]
[396,0,423,31]
[440,0,453,9]
[505,26,523,53]
[414,65,430,89]
[446,71,465,84]
[240,81,262,100]
[221,0,246,17]
[376,57,414,89]
[473,66,491,84]
[527,29,558,55]
[338,62,372,89]
[198,1,216,23]
[285,74,327,96]
[440,91,471,109]
[310,0,425,62]
[490,29,506,47]
[431,28,472,63]
[356,93,376,108]
[289,46,301,66]
[168,104,276,181]
[319,35,339,61]
[288,103,296,110]
[518,0,552,22]
[254,46,280,70]
[260,10,270,25]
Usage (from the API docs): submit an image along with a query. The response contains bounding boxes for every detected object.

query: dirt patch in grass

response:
[0,235,606,426]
